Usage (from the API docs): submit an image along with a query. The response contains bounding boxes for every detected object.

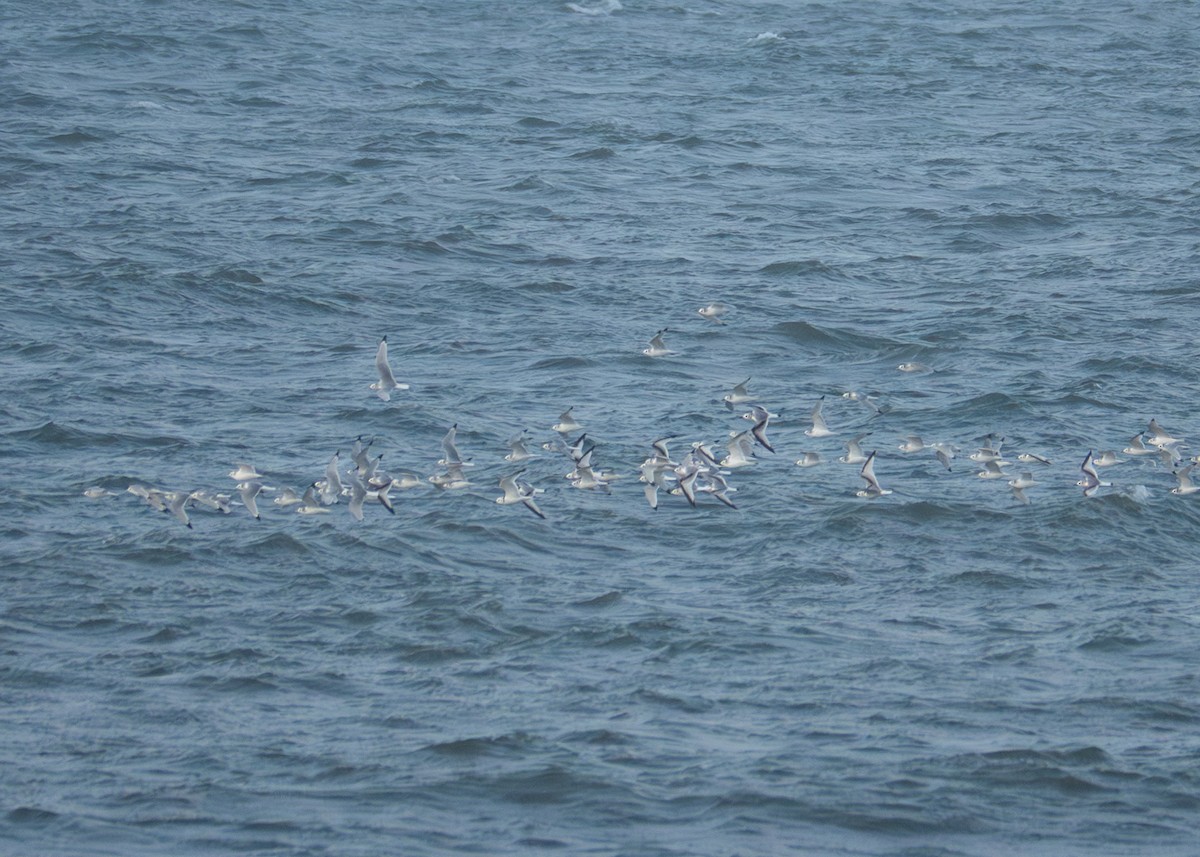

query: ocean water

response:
[3,0,1200,854]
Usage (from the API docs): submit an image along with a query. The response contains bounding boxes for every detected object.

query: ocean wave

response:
[422,733,536,758]
[569,146,616,160]
[757,258,846,278]
[567,0,622,16]
[771,320,912,353]
[746,32,786,46]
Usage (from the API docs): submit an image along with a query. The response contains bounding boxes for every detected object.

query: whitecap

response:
[1126,485,1153,503]
[567,0,622,15]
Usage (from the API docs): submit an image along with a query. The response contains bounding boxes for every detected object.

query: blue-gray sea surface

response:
[3,1,1200,854]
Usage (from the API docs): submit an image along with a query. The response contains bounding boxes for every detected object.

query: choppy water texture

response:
[4,1,1200,854]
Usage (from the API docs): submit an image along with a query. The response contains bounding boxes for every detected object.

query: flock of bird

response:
[86,303,1200,529]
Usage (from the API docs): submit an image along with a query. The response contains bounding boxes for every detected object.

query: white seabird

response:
[969,437,1005,463]
[1078,451,1112,498]
[347,479,368,521]
[569,459,612,493]
[741,404,778,424]
[189,490,232,514]
[504,432,536,463]
[672,459,701,507]
[805,397,834,438]
[127,486,162,510]
[497,471,546,519]
[931,442,958,471]
[1008,472,1037,505]
[750,411,775,453]
[319,451,343,504]
[1146,419,1182,450]
[370,335,409,401]
[350,436,376,476]
[649,436,678,466]
[795,451,822,468]
[1157,444,1183,466]
[439,425,469,467]
[697,469,738,508]
[722,378,756,407]
[642,328,675,357]
[429,462,472,490]
[347,473,396,520]
[856,451,892,498]
[563,433,590,464]
[843,390,884,417]
[639,450,675,509]
[388,470,425,490]
[273,487,303,507]
[297,482,332,514]
[552,407,583,434]
[229,463,262,481]
[1171,464,1200,496]
[977,459,1009,479]
[720,430,757,469]
[165,491,193,529]
[237,481,264,520]
[839,433,870,465]
[1123,434,1158,457]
